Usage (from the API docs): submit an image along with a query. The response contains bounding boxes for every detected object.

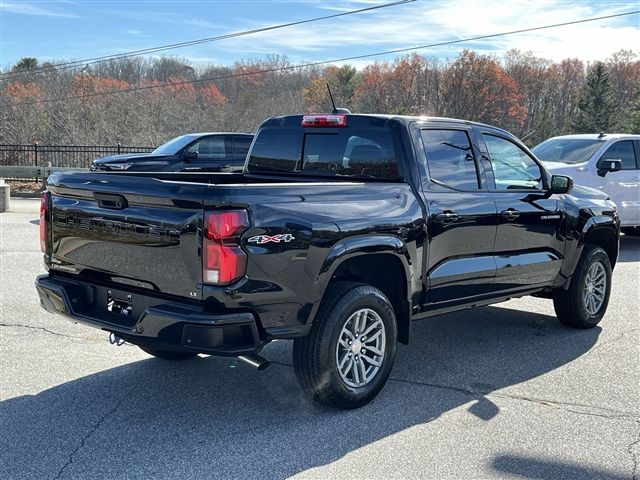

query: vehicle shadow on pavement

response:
[1,305,602,479]
[618,235,640,263]
[492,454,628,480]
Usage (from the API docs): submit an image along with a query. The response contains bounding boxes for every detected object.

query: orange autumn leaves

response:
[1,49,638,146]
[2,74,227,107]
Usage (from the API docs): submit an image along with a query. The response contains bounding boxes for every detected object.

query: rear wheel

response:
[139,346,198,361]
[553,245,612,328]
[293,282,397,409]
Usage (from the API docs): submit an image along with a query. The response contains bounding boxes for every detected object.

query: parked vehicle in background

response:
[91,132,254,172]
[533,134,640,233]
[37,114,620,409]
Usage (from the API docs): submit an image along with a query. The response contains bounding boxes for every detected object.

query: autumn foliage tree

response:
[0,81,46,143]
[441,50,526,131]
[606,50,640,129]
[1,49,638,151]
[303,65,361,112]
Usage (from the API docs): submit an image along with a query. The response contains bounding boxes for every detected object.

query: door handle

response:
[501,209,520,221]
[435,211,459,224]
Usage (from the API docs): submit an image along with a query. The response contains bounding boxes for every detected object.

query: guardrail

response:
[0,165,86,184]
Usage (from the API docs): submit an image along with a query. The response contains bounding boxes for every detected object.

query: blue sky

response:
[1,0,639,70]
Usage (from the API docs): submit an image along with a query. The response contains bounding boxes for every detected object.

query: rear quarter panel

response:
[202,182,424,332]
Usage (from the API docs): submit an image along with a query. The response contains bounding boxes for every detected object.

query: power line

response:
[0,0,416,80]
[3,10,638,109]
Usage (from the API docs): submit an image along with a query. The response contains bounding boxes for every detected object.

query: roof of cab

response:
[541,133,640,141]
[262,113,512,136]
[182,132,254,137]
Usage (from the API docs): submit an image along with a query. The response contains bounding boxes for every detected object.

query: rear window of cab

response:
[246,126,403,179]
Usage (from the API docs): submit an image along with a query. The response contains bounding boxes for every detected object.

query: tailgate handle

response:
[94,192,128,210]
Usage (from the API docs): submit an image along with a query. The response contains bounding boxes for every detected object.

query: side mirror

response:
[182,150,198,162]
[597,159,622,177]
[550,175,573,195]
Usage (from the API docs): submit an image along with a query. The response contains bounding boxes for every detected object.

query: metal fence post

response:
[42,162,52,190]
[34,142,38,167]
[117,143,121,154]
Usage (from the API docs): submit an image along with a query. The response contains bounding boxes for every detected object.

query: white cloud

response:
[206,0,639,63]
[184,19,224,29]
[0,1,79,18]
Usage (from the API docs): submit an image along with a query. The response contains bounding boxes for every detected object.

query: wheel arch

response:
[312,236,414,344]
[559,216,620,290]
[582,223,619,269]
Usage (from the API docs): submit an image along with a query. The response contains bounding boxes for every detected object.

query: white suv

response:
[533,134,640,232]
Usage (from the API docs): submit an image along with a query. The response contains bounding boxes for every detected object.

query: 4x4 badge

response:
[248,234,295,245]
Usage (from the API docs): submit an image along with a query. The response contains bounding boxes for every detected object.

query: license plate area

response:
[107,290,133,317]
[93,285,142,328]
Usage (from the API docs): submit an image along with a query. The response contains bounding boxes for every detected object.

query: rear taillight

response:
[203,210,248,285]
[39,192,47,253]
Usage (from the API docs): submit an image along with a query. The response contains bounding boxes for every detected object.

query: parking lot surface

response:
[1,198,639,479]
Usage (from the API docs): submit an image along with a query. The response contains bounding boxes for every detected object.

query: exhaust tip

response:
[238,354,271,370]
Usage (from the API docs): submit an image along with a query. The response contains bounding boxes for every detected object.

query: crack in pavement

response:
[268,359,639,422]
[0,322,88,340]
[0,323,135,346]
[52,393,130,480]
[389,376,639,422]
[576,328,640,362]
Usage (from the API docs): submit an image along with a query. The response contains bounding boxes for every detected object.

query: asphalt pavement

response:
[1,198,639,480]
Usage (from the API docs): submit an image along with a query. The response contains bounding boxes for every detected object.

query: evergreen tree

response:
[628,94,640,133]
[11,57,39,73]
[528,95,557,145]
[625,79,640,133]
[572,62,617,133]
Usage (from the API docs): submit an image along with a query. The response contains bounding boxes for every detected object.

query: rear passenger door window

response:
[597,140,638,170]
[421,129,480,190]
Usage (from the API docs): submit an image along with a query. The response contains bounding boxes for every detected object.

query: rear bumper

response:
[35,274,262,356]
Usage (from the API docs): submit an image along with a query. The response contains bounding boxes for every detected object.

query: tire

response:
[139,346,198,361]
[293,282,398,409]
[553,245,612,329]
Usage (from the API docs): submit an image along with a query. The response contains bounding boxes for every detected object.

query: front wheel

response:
[293,282,397,409]
[553,245,612,328]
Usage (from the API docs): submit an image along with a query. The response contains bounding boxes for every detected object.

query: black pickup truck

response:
[91,132,253,172]
[36,113,620,409]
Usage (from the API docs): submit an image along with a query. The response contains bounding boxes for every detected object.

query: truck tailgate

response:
[47,172,207,299]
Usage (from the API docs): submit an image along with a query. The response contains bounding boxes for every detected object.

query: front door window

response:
[483,134,543,190]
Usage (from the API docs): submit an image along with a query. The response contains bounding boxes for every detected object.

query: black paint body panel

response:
[39,115,620,354]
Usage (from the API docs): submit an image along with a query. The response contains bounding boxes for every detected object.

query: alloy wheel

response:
[335,308,386,388]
